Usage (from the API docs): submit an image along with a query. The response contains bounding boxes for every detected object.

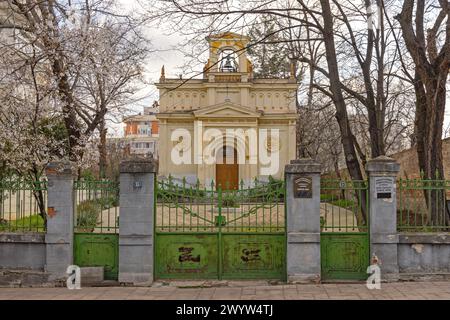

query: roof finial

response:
[160,65,165,82]
[289,60,296,80]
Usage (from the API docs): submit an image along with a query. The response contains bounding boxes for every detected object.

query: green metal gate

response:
[155,177,286,280]
[73,180,119,280]
[320,179,369,280]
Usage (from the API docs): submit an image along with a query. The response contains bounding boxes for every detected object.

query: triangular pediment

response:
[193,102,261,118]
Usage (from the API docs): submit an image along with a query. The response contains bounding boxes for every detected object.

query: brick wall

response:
[323,137,450,180]
[390,137,450,179]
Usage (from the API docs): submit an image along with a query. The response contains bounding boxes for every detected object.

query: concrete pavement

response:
[0,281,449,300]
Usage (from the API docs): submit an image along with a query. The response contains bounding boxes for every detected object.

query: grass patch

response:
[320,194,334,202]
[321,194,356,209]
[0,214,45,232]
[329,199,355,209]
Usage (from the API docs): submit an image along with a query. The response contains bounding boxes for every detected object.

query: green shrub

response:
[76,200,99,229]
[320,216,326,229]
[95,195,119,209]
[222,197,240,208]
[80,170,96,181]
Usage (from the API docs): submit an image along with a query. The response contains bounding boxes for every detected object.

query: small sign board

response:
[133,181,143,190]
[375,177,393,199]
[293,175,313,198]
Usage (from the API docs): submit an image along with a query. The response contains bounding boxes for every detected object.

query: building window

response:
[131,142,153,149]
[138,126,151,135]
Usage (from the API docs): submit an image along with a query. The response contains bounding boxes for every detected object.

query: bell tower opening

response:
[219,48,238,72]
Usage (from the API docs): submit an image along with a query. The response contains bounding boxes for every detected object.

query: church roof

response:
[193,101,262,118]
[205,32,251,42]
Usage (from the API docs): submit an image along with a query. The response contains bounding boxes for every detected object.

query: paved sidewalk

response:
[0,281,449,300]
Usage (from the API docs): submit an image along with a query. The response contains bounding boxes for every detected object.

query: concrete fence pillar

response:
[285,158,322,283]
[366,156,400,281]
[118,158,156,285]
[45,162,74,281]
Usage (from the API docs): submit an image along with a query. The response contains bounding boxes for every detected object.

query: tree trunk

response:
[29,167,47,228]
[98,119,108,179]
[415,73,448,226]
[320,0,368,224]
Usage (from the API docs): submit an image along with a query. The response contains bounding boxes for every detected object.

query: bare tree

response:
[395,0,450,225]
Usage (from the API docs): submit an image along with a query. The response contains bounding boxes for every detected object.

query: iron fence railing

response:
[73,180,119,234]
[0,177,47,232]
[156,176,285,233]
[397,179,450,232]
[320,179,369,233]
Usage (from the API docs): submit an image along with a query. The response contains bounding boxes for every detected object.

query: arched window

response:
[219,48,238,72]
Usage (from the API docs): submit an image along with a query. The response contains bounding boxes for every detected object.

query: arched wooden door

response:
[216,146,238,190]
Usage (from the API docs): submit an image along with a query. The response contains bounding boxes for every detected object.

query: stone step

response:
[0,269,51,287]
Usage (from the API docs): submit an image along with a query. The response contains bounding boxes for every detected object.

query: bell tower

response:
[204,32,252,78]
[156,32,297,185]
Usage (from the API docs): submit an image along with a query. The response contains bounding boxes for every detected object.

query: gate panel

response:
[73,180,119,280]
[320,179,369,280]
[221,234,285,280]
[155,233,218,279]
[320,233,368,280]
[155,177,286,280]
[74,233,119,280]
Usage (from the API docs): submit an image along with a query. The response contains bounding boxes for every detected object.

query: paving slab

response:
[0,281,449,300]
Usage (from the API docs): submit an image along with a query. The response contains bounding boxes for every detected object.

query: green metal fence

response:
[73,180,119,233]
[397,178,450,232]
[0,177,47,232]
[320,179,369,232]
[156,177,285,233]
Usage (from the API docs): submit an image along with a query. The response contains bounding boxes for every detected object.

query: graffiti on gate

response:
[241,248,261,263]
[178,247,201,263]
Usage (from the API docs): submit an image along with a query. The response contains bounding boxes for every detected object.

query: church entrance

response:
[216,145,238,190]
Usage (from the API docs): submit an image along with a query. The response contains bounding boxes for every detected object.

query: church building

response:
[156,32,297,188]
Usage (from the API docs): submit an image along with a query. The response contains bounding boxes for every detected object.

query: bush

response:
[222,197,240,208]
[320,216,326,229]
[76,200,100,229]
[96,195,119,209]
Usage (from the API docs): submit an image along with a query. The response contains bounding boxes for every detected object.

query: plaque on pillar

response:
[375,177,394,199]
[293,175,312,198]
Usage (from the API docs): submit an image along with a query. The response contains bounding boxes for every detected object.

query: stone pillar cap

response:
[366,155,400,173]
[285,158,322,174]
[120,157,157,173]
[45,161,73,175]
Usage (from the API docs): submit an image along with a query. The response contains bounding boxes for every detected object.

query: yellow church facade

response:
[156,32,297,188]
